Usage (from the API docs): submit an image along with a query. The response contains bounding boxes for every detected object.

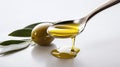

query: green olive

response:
[51,47,80,59]
[31,23,54,46]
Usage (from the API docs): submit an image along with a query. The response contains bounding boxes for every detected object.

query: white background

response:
[0,0,120,67]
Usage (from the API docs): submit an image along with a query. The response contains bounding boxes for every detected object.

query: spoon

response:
[54,0,120,33]
[47,0,120,59]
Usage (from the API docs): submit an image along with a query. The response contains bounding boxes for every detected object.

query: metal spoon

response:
[54,0,120,33]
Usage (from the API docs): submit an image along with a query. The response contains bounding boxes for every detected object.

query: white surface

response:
[0,0,120,67]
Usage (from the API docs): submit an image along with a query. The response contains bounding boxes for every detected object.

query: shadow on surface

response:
[31,43,56,62]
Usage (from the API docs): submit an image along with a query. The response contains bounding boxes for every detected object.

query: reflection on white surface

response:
[32,44,56,62]
[31,44,79,67]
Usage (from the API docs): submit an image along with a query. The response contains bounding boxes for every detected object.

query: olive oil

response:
[47,23,79,38]
[47,23,80,59]
[71,37,76,51]
[51,46,80,59]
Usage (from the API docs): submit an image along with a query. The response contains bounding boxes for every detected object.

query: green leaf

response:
[9,28,32,37]
[0,39,31,55]
[0,40,26,46]
[24,22,41,29]
[24,22,54,29]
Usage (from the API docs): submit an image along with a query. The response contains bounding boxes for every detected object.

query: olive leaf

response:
[24,22,41,29]
[0,40,25,46]
[0,39,31,55]
[24,22,53,29]
[9,28,32,37]
[9,22,41,37]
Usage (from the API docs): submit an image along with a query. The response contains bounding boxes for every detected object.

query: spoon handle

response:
[86,0,120,21]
